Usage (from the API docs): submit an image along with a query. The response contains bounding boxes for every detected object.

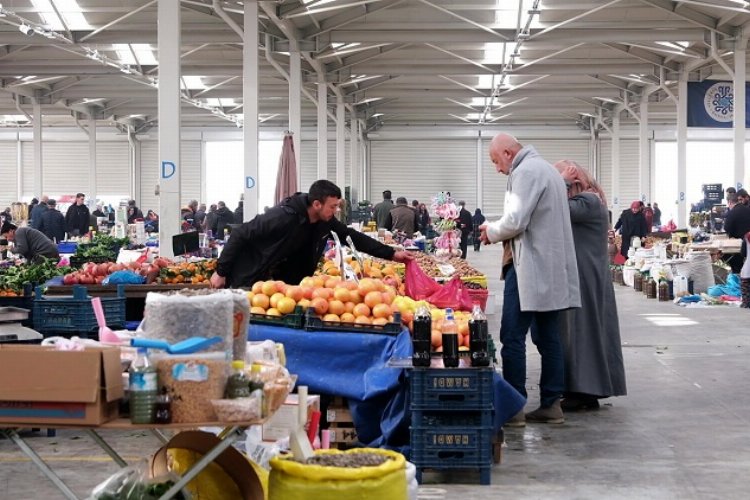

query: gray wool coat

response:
[486,146,581,312]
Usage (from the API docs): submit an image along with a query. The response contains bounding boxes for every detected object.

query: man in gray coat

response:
[480,133,580,426]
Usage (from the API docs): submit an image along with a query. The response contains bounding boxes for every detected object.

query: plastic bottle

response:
[128,348,157,424]
[468,303,490,367]
[248,363,266,415]
[441,308,459,368]
[225,360,251,399]
[412,304,432,367]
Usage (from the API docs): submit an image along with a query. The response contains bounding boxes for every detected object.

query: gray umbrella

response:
[275,133,298,205]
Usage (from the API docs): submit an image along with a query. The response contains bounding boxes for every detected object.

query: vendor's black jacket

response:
[724,202,750,257]
[217,193,396,288]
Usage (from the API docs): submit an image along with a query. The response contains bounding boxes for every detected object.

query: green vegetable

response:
[0,258,70,293]
[75,234,130,260]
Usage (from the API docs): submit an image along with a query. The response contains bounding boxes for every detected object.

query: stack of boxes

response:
[326,397,358,449]
[410,367,495,485]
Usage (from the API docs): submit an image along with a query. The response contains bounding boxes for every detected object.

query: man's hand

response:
[479,224,492,245]
[209,272,226,289]
[392,250,415,263]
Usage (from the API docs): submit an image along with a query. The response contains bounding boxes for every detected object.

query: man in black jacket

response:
[38,199,66,243]
[210,180,413,288]
[724,191,750,270]
[213,201,235,240]
[457,201,473,259]
[65,193,91,236]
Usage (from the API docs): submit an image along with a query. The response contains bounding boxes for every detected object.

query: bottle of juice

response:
[128,348,157,424]
[412,304,432,367]
[468,303,490,367]
[441,308,459,368]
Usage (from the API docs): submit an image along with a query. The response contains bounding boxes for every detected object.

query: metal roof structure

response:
[1,0,749,133]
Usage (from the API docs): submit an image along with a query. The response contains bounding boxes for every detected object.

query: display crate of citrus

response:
[158,259,216,284]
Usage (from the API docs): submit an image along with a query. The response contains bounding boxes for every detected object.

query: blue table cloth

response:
[248,324,525,452]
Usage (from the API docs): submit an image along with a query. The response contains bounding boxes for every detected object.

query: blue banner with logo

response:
[688,80,750,128]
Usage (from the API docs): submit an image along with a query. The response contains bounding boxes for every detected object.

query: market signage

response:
[687,80,750,128]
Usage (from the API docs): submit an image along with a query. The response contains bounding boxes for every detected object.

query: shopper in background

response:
[210,180,413,289]
[386,197,419,238]
[479,133,580,426]
[213,201,235,240]
[417,203,431,234]
[144,210,159,233]
[38,199,66,243]
[65,193,91,237]
[643,203,654,230]
[92,204,105,218]
[1,222,59,262]
[204,204,218,235]
[372,190,394,229]
[28,198,39,220]
[234,199,244,223]
[457,201,473,259]
[127,200,144,223]
[652,202,662,227]
[614,201,648,259]
[194,203,207,231]
[29,195,48,229]
[472,208,486,252]
[724,191,750,266]
[0,207,11,225]
[737,188,750,205]
[553,160,626,410]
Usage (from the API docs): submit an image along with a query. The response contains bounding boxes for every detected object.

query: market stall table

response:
[248,324,524,453]
[0,417,267,500]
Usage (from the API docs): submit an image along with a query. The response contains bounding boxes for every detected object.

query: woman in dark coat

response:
[554,160,627,410]
[614,201,648,259]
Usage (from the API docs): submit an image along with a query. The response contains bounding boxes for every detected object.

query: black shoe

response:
[561,396,600,411]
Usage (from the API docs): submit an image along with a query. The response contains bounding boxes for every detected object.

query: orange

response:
[266,308,281,317]
[372,303,391,319]
[261,281,277,296]
[431,330,442,347]
[372,317,389,326]
[344,301,356,313]
[340,312,356,323]
[325,276,341,289]
[275,281,287,293]
[401,310,414,325]
[300,286,314,300]
[343,281,359,291]
[312,276,326,288]
[285,286,304,302]
[381,291,395,305]
[312,288,332,300]
[270,292,285,309]
[277,297,296,315]
[323,313,341,323]
[328,300,346,316]
[457,321,469,336]
[355,315,372,325]
[297,298,311,310]
[251,294,270,310]
[333,287,351,303]
[353,303,371,318]
[251,281,264,294]
[364,291,383,309]
[310,297,329,316]
[357,278,378,296]
[300,277,315,288]
[250,306,266,315]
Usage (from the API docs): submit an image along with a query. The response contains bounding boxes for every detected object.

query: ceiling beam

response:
[603,42,681,72]
[637,0,733,37]
[302,0,406,38]
[324,43,410,73]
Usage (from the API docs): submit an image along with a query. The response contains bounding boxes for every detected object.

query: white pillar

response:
[360,121,367,199]
[476,132,483,210]
[611,109,621,216]
[639,94,649,202]
[33,100,42,198]
[89,115,97,204]
[734,34,747,191]
[336,95,346,191]
[317,72,328,180]
[16,130,22,201]
[677,68,688,228]
[289,47,302,189]
[243,1,259,221]
[350,108,359,202]
[157,0,181,258]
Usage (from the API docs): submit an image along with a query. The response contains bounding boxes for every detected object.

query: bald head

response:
[489,133,523,175]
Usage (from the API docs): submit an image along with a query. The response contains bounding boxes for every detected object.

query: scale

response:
[0,307,43,344]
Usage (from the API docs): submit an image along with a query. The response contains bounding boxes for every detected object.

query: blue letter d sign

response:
[161,161,176,179]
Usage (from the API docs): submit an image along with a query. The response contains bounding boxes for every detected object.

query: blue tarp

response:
[248,324,525,453]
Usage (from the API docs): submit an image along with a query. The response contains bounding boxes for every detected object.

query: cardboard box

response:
[329,424,358,444]
[0,345,123,425]
[326,406,353,423]
[262,394,320,442]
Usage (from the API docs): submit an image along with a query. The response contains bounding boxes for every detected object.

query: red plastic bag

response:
[404,260,441,300]
[425,276,474,311]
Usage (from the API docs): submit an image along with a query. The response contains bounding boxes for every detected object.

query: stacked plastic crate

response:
[410,367,494,485]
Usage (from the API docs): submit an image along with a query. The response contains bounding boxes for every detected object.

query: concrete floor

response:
[1,244,749,499]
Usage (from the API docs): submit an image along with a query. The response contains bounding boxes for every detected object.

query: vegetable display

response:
[74,234,130,260]
[0,258,70,294]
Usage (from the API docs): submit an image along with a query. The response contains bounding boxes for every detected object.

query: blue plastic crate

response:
[410,368,494,410]
[414,466,491,486]
[33,284,125,337]
[410,427,493,468]
[411,409,493,428]
[56,241,78,254]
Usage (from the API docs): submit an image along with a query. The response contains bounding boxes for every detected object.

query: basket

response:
[410,367,494,410]
[249,306,306,329]
[304,310,403,335]
[56,241,78,254]
[33,284,126,337]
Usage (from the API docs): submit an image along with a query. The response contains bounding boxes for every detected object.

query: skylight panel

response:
[113,44,157,66]
[31,0,90,30]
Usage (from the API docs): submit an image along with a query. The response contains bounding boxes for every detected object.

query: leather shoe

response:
[504,410,526,428]
[525,400,564,424]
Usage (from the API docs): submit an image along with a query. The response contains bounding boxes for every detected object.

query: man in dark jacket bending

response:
[210,180,413,288]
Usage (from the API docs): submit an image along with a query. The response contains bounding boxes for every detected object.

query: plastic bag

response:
[423,275,474,311]
[404,260,441,300]
[269,448,406,500]
[88,459,187,500]
[103,270,146,285]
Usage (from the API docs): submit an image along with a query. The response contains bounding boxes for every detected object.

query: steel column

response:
[317,71,328,180]
[336,94,346,191]
[350,107,359,202]
[677,68,688,228]
[244,1,259,220]
[476,132,483,211]
[157,0,181,257]
[611,109,621,216]
[89,115,97,204]
[33,100,42,198]
[734,33,747,191]
[289,46,302,188]
[639,94,649,202]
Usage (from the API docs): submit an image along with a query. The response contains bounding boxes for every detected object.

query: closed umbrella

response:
[275,133,298,205]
